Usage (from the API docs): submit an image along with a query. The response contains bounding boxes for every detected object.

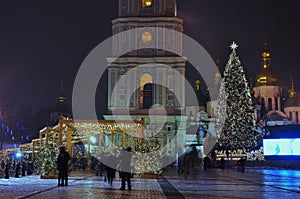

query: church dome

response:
[285,93,300,108]
[256,68,278,86]
[256,38,278,87]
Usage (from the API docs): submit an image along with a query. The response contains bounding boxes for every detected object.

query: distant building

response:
[252,38,287,126]
[284,79,300,124]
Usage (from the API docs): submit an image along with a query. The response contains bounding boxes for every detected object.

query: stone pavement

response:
[0,167,299,199]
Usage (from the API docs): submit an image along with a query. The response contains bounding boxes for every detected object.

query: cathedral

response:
[103,0,299,155]
[252,38,299,126]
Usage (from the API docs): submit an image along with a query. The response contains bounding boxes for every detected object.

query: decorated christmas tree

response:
[135,140,162,175]
[215,42,260,150]
[34,142,59,175]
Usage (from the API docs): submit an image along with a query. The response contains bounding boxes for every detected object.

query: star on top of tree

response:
[230,41,239,50]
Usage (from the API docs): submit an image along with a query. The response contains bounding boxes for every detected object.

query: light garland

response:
[215,42,262,150]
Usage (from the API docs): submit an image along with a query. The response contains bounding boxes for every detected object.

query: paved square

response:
[0,167,299,199]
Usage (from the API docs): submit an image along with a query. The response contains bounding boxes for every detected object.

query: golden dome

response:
[256,68,278,86]
[256,37,278,86]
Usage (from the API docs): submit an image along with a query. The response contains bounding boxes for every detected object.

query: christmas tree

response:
[135,140,162,175]
[34,142,59,175]
[215,42,260,150]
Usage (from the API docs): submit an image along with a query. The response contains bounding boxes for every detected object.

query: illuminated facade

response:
[284,79,300,124]
[253,38,282,114]
[105,0,188,152]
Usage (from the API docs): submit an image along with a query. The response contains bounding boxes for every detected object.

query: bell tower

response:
[253,36,282,113]
[107,0,186,113]
[105,0,187,152]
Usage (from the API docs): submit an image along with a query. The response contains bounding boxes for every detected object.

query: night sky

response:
[0,0,299,114]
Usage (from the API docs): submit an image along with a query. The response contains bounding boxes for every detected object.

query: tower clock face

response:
[142,32,152,43]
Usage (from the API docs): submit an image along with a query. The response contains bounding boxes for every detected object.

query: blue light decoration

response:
[16,122,19,127]
[26,134,30,140]
[15,152,22,159]
[22,126,25,132]
[1,123,4,129]
[263,138,300,156]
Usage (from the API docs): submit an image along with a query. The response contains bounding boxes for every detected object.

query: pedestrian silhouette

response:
[21,161,26,176]
[119,147,132,190]
[105,153,117,186]
[177,155,185,175]
[4,163,9,179]
[203,155,211,171]
[220,157,225,169]
[14,162,20,178]
[56,146,71,186]
[237,157,246,172]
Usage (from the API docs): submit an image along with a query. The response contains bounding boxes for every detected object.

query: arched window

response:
[289,112,293,121]
[275,97,278,110]
[140,73,153,109]
[268,98,272,111]
[142,0,152,7]
[296,112,299,123]
[142,83,153,109]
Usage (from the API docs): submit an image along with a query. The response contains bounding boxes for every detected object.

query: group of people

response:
[56,146,133,190]
[1,159,33,179]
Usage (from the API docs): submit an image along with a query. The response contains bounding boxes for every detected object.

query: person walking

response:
[203,155,211,171]
[14,162,20,178]
[177,155,185,175]
[220,157,225,169]
[119,147,132,190]
[105,153,117,186]
[4,162,9,179]
[237,157,246,172]
[56,146,71,187]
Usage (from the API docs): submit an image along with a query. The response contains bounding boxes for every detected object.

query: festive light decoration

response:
[34,142,59,175]
[135,140,162,175]
[215,42,261,150]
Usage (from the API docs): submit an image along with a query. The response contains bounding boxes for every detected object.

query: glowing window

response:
[142,0,152,7]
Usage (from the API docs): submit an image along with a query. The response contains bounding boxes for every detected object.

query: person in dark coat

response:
[203,155,211,171]
[56,146,71,186]
[4,162,9,179]
[119,147,132,190]
[237,157,246,172]
[14,162,20,178]
[105,153,117,186]
[177,155,185,175]
[21,160,26,176]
